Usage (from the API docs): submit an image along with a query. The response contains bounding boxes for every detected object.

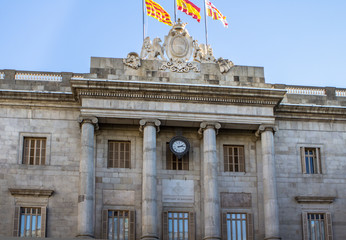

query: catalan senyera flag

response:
[177,0,201,22]
[205,0,228,28]
[145,0,173,26]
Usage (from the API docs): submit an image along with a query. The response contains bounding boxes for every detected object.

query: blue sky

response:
[1,0,346,87]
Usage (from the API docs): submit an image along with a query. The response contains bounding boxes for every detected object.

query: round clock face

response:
[169,136,190,157]
[172,140,187,153]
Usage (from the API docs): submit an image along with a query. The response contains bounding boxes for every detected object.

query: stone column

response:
[256,125,281,240]
[77,116,98,238]
[139,119,161,240]
[199,122,221,240]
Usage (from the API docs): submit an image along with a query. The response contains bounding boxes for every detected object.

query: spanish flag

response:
[145,0,173,26]
[177,0,201,22]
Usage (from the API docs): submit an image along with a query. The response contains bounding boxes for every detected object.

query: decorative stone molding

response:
[139,119,161,133]
[9,188,54,197]
[78,116,99,130]
[164,19,193,62]
[160,59,200,73]
[295,196,335,204]
[255,124,278,137]
[123,52,141,69]
[198,122,221,135]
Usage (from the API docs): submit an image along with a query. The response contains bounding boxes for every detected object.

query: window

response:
[224,145,245,172]
[163,211,195,240]
[13,206,47,237]
[108,141,131,168]
[302,212,333,240]
[166,143,189,170]
[102,210,135,240]
[222,213,253,240]
[23,137,46,165]
[301,147,321,174]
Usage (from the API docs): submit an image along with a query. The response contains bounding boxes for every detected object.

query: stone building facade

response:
[1,24,346,240]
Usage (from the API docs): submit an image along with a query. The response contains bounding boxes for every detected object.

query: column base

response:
[203,237,222,240]
[141,235,159,240]
[75,234,95,239]
[264,237,281,240]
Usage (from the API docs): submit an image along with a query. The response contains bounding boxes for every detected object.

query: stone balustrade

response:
[15,72,63,81]
[335,89,346,97]
[0,72,4,79]
[286,86,326,95]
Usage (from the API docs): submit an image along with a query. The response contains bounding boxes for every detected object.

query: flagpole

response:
[143,0,146,40]
[174,0,177,22]
[203,0,209,46]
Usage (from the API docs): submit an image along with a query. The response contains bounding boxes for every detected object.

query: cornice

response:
[0,90,74,102]
[275,104,346,120]
[9,188,54,197]
[295,196,335,204]
[70,79,286,106]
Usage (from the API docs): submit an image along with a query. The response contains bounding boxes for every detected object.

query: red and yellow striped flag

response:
[177,0,201,22]
[145,0,173,26]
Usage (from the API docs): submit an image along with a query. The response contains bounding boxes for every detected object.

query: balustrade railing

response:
[15,72,62,81]
[336,90,346,97]
[72,75,84,79]
[286,87,326,95]
[0,72,4,79]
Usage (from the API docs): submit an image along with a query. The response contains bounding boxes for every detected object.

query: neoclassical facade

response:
[1,24,346,240]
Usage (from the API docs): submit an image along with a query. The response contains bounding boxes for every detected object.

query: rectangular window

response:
[102,210,135,240]
[19,207,43,237]
[302,212,333,240]
[224,145,245,172]
[108,210,129,240]
[108,141,131,168]
[168,212,189,240]
[222,213,253,240]
[166,143,189,170]
[23,137,46,165]
[301,147,321,174]
[163,211,194,240]
[307,213,325,240]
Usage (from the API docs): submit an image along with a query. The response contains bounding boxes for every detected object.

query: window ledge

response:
[295,196,335,204]
[9,188,54,197]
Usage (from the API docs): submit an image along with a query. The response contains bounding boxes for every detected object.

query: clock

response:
[169,136,190,158]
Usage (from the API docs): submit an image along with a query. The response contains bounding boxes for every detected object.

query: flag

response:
[205,0,228,28]
[177,0,201,22]
[145,0,173,26]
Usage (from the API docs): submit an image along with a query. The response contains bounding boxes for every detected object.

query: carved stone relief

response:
[123,52,141,69]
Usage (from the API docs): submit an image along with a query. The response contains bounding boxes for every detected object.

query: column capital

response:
[139,119,161,133]
[78,116,99,130]
[198,122,221,135]
[255,124,278,137]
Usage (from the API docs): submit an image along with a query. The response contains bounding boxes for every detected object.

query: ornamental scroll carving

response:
[160,58,200,73]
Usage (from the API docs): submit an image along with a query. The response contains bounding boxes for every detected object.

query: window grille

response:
[108,141,131,168]
[301,147,321,174]
[23,137,46,165]
[224,145,245,172]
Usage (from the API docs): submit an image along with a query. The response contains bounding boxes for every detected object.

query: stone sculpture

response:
[140,36,166,61]
[151,38,167,61]
[192,40,204,63]
[123,52,141,70]
[192,41,216,63]
[217,57,234,73]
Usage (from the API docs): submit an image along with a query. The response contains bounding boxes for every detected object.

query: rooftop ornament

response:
[123,18,233,73]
